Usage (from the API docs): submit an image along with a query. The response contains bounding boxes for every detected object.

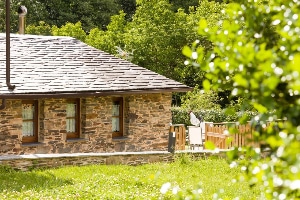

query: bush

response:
[171,107,257,125]
[180,85,221,111]
[174,84,257,125]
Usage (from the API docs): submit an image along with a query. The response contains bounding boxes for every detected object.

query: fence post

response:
[168,132,176,153]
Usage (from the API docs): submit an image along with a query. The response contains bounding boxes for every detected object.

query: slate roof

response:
[0,34,191,99]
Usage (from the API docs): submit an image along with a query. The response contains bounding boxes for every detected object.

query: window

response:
[112,97,123,137]
[22,100,38,143]
[66,99,80,139]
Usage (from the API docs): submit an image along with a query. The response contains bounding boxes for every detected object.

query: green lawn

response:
[0,156,260,199]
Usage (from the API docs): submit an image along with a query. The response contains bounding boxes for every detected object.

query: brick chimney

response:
[18,6,27,34]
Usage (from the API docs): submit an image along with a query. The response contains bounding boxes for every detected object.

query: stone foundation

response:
[0,151,227,171]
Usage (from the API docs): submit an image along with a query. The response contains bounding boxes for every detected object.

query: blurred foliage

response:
[182,0,300,199]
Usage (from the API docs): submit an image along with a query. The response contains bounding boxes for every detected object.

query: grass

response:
[0,155,260,199]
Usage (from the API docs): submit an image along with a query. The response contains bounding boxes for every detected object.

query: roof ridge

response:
[0,33,74,40]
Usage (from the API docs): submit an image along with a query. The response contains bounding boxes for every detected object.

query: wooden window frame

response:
[112,97,124,138]
[66,99,81,139]
[22,100,38,143]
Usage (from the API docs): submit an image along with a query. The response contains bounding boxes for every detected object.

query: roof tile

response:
[0,34,191,97]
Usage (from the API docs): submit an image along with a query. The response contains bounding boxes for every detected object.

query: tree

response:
[26,21,52,35]
[85,11,128,55]
[84,0,227,105]
[115,0,136,21]
[169,0,199,12]
[86,0,190,80]
[40,0,123,32]
[19,0,228,105]
[0,0,42,33]
[86,0,226,88]
[0,0,124,33]
[183,0,300,198]
[126,0,189,79]
[52,22,87,41]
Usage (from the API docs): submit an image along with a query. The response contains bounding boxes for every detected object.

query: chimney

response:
[18,5,27,34]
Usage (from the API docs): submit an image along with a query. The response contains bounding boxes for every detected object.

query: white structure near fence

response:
[187,122,212,150]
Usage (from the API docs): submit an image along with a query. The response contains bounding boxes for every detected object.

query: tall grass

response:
[0,156,260,199]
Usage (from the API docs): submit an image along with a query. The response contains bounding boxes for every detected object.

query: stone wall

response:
[0,151,227,171]
[0,152,174,171]
[0,100,22,154]
[0,93,172,155]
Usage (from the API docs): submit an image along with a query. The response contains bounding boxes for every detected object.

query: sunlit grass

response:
[0,155,260,199]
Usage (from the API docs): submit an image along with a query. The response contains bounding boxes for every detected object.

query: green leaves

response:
[180,85,221,111]
[26,21,52,36]
[184,0,300,198]
[204,141,216,150]
[52,22,87,42]
[198,19,208,33]
[182,46,193,58]
[252,102,267,114]
[233,74,248,88]
[202,80,211,91]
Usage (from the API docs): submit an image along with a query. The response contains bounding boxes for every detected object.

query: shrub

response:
[180,85,221,111]
[171,107,257,125]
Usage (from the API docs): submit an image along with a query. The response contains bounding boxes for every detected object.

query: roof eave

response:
[0,88,193,99]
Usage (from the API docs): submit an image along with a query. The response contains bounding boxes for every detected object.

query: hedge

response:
[171,107,257,126]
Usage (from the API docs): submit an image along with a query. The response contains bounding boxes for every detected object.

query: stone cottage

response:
[0,34,191,155]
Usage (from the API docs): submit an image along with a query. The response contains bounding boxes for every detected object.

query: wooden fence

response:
[170,122,259,150]
[205,122,257,149]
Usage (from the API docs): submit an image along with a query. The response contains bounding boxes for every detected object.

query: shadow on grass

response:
[0,166,73,192]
